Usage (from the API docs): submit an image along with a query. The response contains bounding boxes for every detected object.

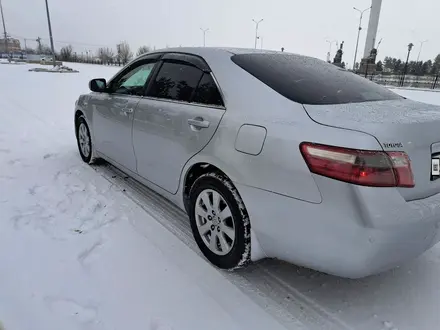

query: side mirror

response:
[89,78,107,92]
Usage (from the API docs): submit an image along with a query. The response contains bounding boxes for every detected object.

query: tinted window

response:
[147,62,203,102]
[112,62,156,96]
[231,53,402,105]
[192,73,224,106]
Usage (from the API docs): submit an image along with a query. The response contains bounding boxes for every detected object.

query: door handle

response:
[188,117,210,129]
[122,108,134,114]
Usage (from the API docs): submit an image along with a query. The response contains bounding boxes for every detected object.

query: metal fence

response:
[358,73,440,90]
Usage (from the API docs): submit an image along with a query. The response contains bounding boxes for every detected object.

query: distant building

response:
[0,37,21,53]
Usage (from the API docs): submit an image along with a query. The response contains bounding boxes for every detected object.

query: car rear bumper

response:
[235,177,440,279]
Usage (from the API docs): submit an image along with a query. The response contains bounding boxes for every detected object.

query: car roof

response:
[147,46,300,58]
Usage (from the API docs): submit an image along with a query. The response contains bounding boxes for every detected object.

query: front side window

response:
[147,62,203,102]
[192,73,224,106]
[112,62,156,96]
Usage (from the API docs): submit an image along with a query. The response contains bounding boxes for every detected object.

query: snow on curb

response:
[0,60,26,65]
[29,65,79,73]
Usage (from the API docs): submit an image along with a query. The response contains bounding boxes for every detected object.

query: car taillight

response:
[300,142,415,188]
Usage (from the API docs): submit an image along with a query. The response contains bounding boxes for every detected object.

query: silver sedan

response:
[74,47,440,278]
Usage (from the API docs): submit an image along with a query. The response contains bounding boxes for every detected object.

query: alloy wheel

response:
[195,189,236,256]
[78,123,91,158]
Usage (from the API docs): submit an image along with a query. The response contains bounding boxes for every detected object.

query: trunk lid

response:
[304,99,440,201]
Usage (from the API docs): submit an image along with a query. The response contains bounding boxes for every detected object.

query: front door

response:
[92,59,159,172]
[133,56,226,193]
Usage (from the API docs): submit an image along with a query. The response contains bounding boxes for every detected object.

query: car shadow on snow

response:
[234,244,440,329]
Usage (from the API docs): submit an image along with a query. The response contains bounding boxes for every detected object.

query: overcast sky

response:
[2,0,439,67]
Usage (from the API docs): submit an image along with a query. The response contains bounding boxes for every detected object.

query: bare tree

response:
[60,45,73,61]
[136,45,151,56]
[97,47,114,64]
[116,41,133,65]
[36,37,43,54]
[97,48,105,63]
[39,44,53,55]
[24,47,35,54]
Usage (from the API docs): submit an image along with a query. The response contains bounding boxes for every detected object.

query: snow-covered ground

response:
[2,63,440,330]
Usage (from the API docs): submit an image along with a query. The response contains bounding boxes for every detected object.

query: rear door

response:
[132,53,225,193]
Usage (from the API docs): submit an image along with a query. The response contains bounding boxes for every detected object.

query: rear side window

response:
[192,73,224,106]
[147,61,203,102]
[231,53,402,105]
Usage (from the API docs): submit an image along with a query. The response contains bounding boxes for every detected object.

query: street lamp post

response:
[416,39,428,63]
[200,28,209,47]
[400,43,414,87]
[44,0,56,67]
[353,6,371,73]
[326,40,331,62]
[0,0,8,60]
[252,19,263,49]
[326,39,338,62]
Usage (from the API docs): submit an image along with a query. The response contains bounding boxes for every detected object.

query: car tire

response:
[189,172,251,270]
[75,115,99,164]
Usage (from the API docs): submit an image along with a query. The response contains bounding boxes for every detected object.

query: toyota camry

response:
[74,47,440,278]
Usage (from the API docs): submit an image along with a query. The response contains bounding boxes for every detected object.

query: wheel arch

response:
[74,109,94,142]
[182,162,241,214]
[184,163,255,269]
[182,160,267,263]
[74,110,84,133]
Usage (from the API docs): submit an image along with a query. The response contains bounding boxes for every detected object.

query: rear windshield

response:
[231,53,402,105]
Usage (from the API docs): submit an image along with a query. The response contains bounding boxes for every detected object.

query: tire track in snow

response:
[77,238,105,269]
[94,163,353,330]
[253,266,353,330]
[44,296,98,325]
